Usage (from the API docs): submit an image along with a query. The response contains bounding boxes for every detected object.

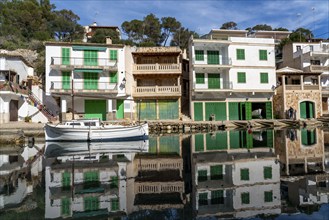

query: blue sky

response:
[52,0,329,39]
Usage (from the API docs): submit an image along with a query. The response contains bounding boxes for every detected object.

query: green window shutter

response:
[208,73,220,89]
[198,170,208,182]
[265,102,272,119]
[207,50,219,64]
[263,166,272,179]
[196,73,205,84]
[62,72,71,90]
[110,176,118,189]
[62,172,71,189]
[241,192,250,204]
[111,198,119,211]
[195,50,204,61]
[84,196,99,211]
[198,192,208,206]
[240,168,249,181]
[84,171,99,182]
[237,49,245,60]
[110,50,118,60]
[210,165,223,180]
[259,50,268,60]
[84,50,98,66]
[84,72,98,90]
[211,190,224,204]
[62,48,70,65]
[229,102,239,120]
[301,129,316,146]
[264,191,273,202]
[260,72,269,83]
[309,102,314,118]
[61,198,71,215]
[237,72,246,83]
[300,102,307,119]
[194,102,203,121]
[195,134,204,152]
[110,72,118,83]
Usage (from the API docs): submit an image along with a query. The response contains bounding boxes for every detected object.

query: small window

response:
[199,192,208,206]
[210,165,223,180]
[84,122,96,126]
[241,192,250,204]
[110,50,118,60]
[263,166,272,179]
[260,72,269,83]
[264,190,273,202]
[211,190,224,204]
[195,50,204,61]
[196,73,205,84]
[310,45,314,51]
[198,170,207,182]
[237,72,246,83]
[296,46,301,51]
[259,50,267,60]
[111,198,119,211]
[236,49,245,60]
[110,176,118,189]
[240,168,249,180]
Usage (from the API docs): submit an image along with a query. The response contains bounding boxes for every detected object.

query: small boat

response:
[44,119,149,142]
[252,108,262,119]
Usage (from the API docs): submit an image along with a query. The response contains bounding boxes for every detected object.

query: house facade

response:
[188,29,279,121]
[130,47,183,120]
[45,40,133,121]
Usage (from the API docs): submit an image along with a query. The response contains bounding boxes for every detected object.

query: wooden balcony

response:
[281,84,320,91]
[133,86,181,97]
[135,182,184,194]
[133,63,181,75]
[137,159,183,171]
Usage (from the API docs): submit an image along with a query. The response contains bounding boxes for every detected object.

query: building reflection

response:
[190,130,281,219]
[0,144,43,211]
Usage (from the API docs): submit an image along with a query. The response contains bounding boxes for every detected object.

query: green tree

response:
[161,17,181,46]
[89,29,121,44]
[252,24,273,31]
[122,19,144,43]
[220,21,238,30]
[143,13,162,45]
[171,27,199,50]
[273,27,289,31]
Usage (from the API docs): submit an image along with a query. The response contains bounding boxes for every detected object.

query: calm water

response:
[1,128,329,220]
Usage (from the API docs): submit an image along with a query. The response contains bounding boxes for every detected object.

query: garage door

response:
[85,100,106,120]
[205,102,226,121]
[159,99,179,120]
[139,100,156,120]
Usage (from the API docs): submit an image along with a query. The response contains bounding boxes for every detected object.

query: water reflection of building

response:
[274,128,325,176]
[128,135,186,213]
[44,142,146,219]
[0,144,43,211]
[191,130,281,219]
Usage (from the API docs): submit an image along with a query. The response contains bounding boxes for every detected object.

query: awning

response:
[72,46,107,51]
[74,68,103,73]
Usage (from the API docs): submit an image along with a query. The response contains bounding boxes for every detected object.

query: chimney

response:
[106,37,112,44]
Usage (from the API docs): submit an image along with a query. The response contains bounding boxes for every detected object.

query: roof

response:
[44,41,124,48]
[0,52,34,68]
[132,46,182,55]
[276,66,322,75]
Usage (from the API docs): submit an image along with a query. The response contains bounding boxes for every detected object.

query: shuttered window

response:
[211,190,224,204]
[84,196,99,211]
[110,72,118,83]
[208,73,220,89]
[207,51,219,64]
[198,170,207,182]
[111,198,119,211]
[62,48,70,65]
[62,72,71,90]
[62,172,71,189]
[199,193,208,206]
[195,50,204,61]
[263,166,272,179]
[84,72,98,90]
[84,171,99,182]
[110,50,117,60]
[61,198,71,215]
[236,49,245,60]
[264,190,273,202]
[210,165,223,180]
[237,72,246,83]
[240,168,249,181]
[260,72,269,83]
[196,73,205,84]
[241,192,250,204]
[110,176,118,189]
[84,50,98,66]
[259,50,268,60]
[195,134,204,152]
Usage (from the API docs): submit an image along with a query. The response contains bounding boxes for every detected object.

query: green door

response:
[194,102,203,121]
[265,102,272,119]
[308,102,314,118]
[208,73,220,89]
[229,102,239,120]
[159,99,179,119]
[84,72,98,90]
[139,100,156,120]
[207,51,219,64]
[62,72,71,90]
[159,135,180,154]
[85,100,106,120]
[206,132,228,150]
[205,102,226,121]
[229,130,240,149]
[266,130,273,148]
[245,102,252,120]
[301,129,316,145]
[84,50,98,66]
[116,100,124,119]
[62,48,70,65]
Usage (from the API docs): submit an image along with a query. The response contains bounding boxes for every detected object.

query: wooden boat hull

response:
[45,123,149,142]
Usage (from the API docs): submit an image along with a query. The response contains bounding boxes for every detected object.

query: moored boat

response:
[44,119,149,142]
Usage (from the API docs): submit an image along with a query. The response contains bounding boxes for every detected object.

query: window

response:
[84,197,99,211]
[84,72,98,90]
[260,72,269,83]
[61,198,71,215]
[211,190,224,204]
[259,50,268,60]
[264,190,273,202]
[198,170,207,182]
[111,198,119,211]
[207,51,219,64]
[196,73,205,84]
[62,72,71,90]
[62,172,71,190]
[84,50,98,66]
[241,192,250,204]
[237,72,246,83]
[110,176,118,189]
[236,49,245,60]
[310,45,314,51]
[210,165,223,180]
[195,50,204,61]
[110,50,118,60]
[263,166,272,179]
[62,48,70,65]
[199,192,208,206]
[110,71,118,83]
[84,171,99,188]
[240,168,249,181]
[296,46,301,51]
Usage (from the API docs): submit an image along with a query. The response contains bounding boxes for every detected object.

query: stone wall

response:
[273,93,284,119]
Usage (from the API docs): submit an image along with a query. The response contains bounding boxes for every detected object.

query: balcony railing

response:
[134,86,181,96]
[310,65,329,72]
[194,81,233,90]
[133,63,181,74]
[137,160,182,171]
[193,57,232,66]
[135,182,184,194]
[50,57,117,70]
[284,84,320,91]
[50,81,117,92]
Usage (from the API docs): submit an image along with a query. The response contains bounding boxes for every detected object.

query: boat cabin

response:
[63,119,101,127]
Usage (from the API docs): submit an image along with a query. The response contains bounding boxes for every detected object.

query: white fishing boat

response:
[44,119,149,142]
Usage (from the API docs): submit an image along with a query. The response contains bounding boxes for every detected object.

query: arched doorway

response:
[300,101,315,119]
